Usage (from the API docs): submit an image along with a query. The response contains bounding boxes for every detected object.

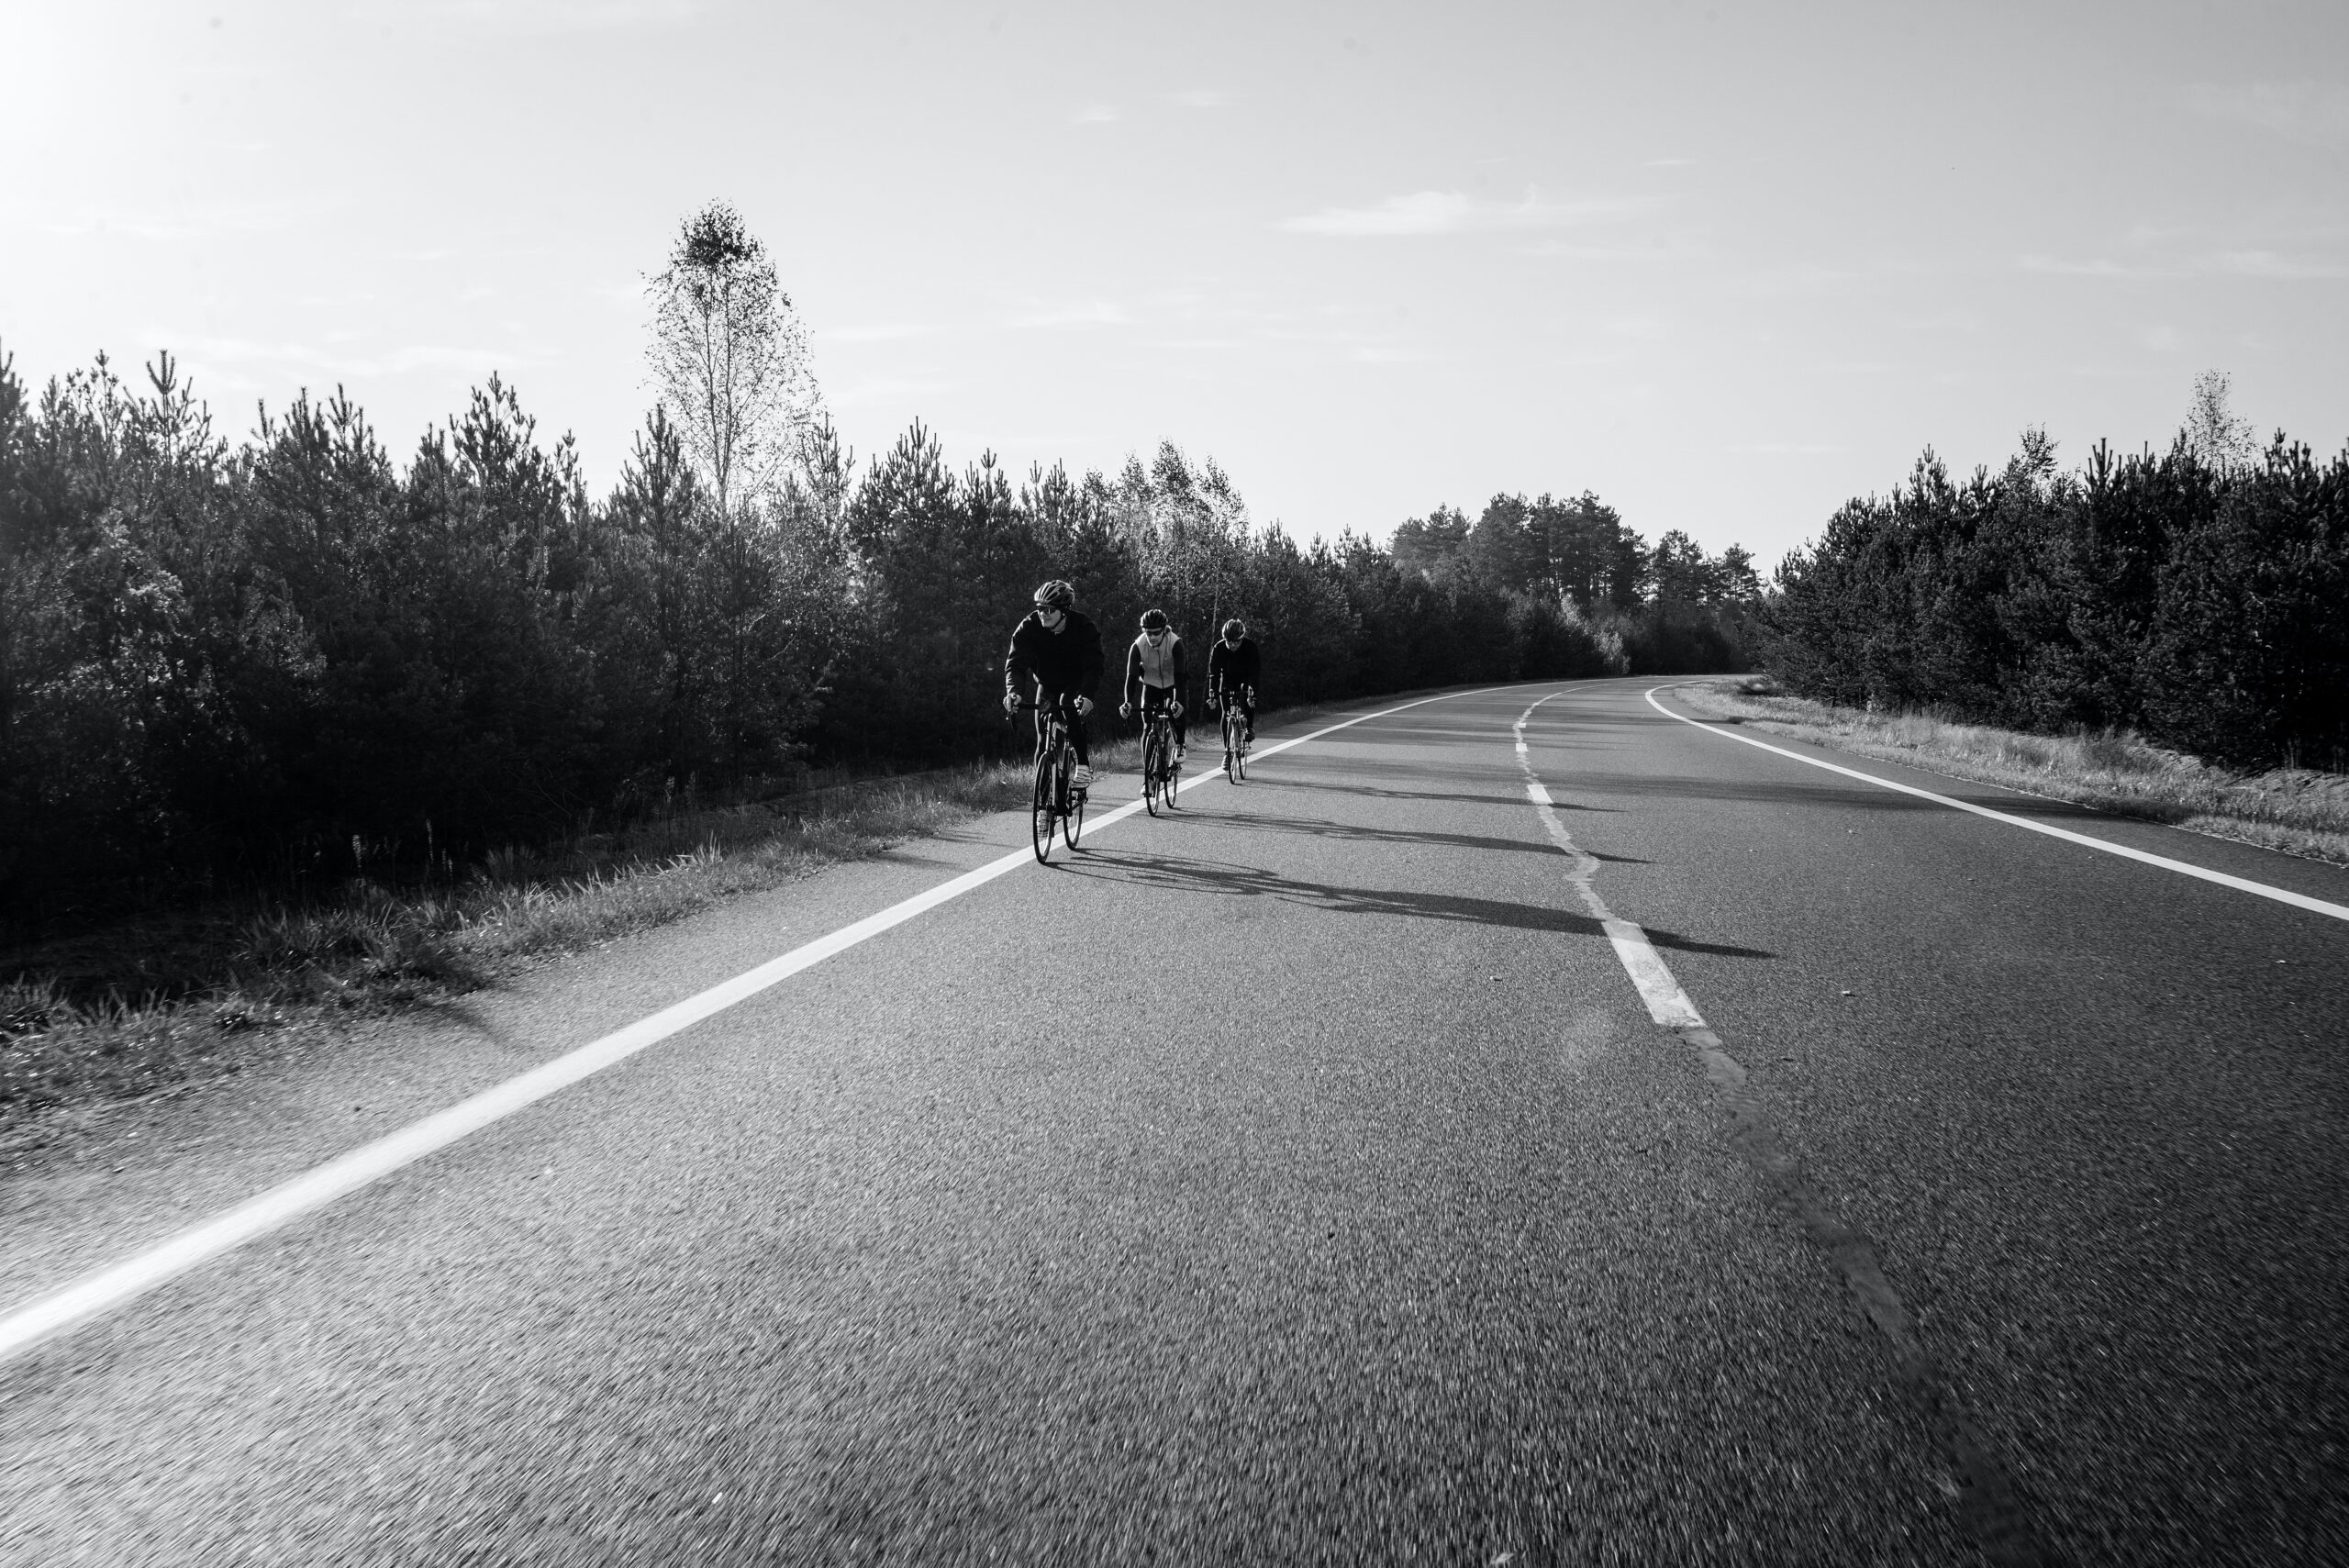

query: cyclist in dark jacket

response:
[1207,618,1261,746]
[1004,579,1106,787]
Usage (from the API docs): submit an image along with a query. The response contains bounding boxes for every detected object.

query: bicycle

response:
[1219,688,1252,783]
[1023,695,1088,862]
[1140,696,1183,817]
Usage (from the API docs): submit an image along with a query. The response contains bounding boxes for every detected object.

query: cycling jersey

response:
[1122,631,1187,709]
[1007,607,1104,768]
[1207,636,1259,696]
[1006,608,1105,704]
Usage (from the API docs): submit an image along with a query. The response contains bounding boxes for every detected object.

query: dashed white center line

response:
[1513,691,2041,1561]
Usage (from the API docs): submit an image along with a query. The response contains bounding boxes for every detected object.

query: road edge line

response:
[1642,685,2348,923]
[0,682,1518,1369]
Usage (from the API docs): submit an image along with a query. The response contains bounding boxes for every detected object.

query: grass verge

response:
[1,742,1149,1144]
[1669,677,2349,866]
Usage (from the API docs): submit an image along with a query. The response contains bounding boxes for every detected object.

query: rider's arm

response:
[1121,640,1143,712]
[1004,620,1034,705]
[1173,637,1188,699]
[1077,618,1106,704]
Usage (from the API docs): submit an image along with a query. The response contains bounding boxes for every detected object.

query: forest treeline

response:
[1765,428,2349,770]
[0,345,1754,932]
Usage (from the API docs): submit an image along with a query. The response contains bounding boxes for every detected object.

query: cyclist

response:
[1119,608,1188,764]
[1004,580,1105,790]
[1206,617,1260,751]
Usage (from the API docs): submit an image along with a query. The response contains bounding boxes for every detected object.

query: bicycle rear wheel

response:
[1143,728,1164,817]
[1063,743,1087,848]
[1031,750,1056,862]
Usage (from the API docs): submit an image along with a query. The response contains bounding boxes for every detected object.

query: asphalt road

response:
[3,677,2343,1566]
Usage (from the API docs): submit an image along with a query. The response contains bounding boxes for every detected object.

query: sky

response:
[4,0,2345,568]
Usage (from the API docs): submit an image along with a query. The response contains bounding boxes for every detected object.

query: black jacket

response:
[1005,608,1105,702]
[1207,636,1260,695]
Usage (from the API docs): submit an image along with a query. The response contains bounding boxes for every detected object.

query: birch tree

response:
[645,201,818,515]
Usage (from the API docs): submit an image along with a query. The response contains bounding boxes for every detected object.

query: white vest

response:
[1134,633,1181,687]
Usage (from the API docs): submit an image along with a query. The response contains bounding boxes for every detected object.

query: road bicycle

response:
[1141,695,1183,817]
[1024,695,1088,863]
[1219,689,1252,784]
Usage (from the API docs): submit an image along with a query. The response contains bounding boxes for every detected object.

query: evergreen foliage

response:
[1765,429,2349,769]
[0,342,1751,933]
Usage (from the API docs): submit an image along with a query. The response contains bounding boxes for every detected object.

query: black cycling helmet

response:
[1033,580,1074,611]
[1139,608,1169,631]
[1221,618,1245,640]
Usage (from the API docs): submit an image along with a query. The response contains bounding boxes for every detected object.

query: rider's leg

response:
[1069,707,1092,768]
[1167,689,1187,751]
[1242,696,1256,743]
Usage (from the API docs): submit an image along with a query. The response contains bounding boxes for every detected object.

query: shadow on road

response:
[1059,850,1773,960]
[1252,778,1621,812]
[1201,808,1651,865]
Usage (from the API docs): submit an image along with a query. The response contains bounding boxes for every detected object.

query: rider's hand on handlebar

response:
[1118,702,1132,720]
[1074,696,1094,717]
[1170,701,1184,717]
[1002,693,1019,717]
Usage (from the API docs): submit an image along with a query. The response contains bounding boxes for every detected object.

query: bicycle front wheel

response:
[1063,744,1086,848]
[1143,729,1164,817]
[1224,710,1241,783]
[1031,751,1056,862]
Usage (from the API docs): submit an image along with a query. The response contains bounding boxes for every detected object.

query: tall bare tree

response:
[2183,368,2258,473]
[645,201,818,515]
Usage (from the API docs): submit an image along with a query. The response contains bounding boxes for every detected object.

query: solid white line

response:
[0,683,1518,1368]
[1644,686,2349,924]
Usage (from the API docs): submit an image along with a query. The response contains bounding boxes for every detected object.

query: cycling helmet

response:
[1139,608,1169,631]
[1221,618,1245,639]
[1033,580,1074,611]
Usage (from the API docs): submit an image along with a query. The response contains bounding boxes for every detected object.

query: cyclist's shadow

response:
[1058,848,1774,956]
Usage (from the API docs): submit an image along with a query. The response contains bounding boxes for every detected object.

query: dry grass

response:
[1671,677,2349,865]
[0,748,1110,1140]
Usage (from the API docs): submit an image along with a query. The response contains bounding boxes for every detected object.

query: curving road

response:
[3,677,2344,1565]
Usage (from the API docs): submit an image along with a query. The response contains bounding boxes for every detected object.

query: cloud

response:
[2184,82,2349,148]
[823,322,938,342]
[1644,157,1696,167]
[2021,254,2150,278]
[36,200,311,242]
[168,334,521,383]
[2208,249,2349,279]
[1170,88,1230,108]
[830,374,952,408]
[1005,300,1130,329]
[354,0,703,33]
[1728,442,1848,455]
[1072,104,1118,124]
[1282,188,1653,237]
[2021,250,2346,281]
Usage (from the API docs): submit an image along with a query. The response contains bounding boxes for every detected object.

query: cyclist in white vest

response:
[1119,607,1188,763]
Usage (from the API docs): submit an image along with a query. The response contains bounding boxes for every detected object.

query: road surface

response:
[3,677,2343,1565]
